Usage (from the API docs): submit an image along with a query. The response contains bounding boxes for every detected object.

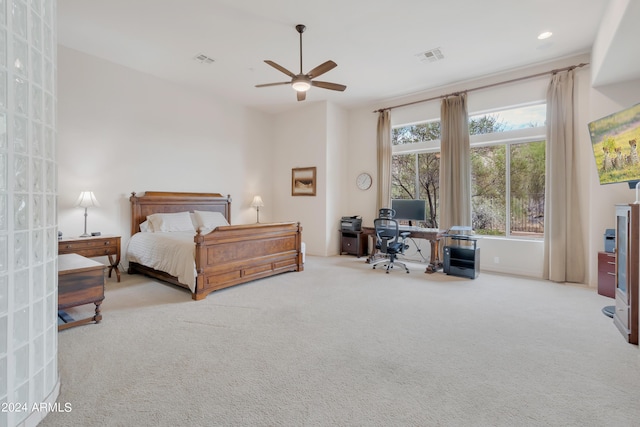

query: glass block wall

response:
[0,0,58,426]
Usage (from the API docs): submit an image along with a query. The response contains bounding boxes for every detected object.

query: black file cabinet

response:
[443,235,480,279]
[340,231,367,257]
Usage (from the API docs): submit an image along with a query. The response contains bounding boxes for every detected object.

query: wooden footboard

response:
[128,191,303,300]
[193,222,303,300]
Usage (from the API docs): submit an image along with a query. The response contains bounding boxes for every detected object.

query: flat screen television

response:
[391,199,426,225]
[588,102,640,186]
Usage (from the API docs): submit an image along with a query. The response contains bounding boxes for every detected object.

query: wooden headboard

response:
[129,191,232,235]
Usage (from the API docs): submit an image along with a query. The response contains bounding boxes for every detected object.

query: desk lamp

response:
[251,196,264,223]
[75,191,100,237]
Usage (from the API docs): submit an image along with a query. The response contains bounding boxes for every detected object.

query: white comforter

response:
[126,232,198,292]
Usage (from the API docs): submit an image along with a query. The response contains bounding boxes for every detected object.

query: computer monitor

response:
[391,199,426,225]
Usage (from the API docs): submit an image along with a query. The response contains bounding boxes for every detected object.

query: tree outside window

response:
[392,121,440,228]
[391,104,546,237]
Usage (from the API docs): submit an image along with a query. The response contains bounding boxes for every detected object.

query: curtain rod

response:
[373,62,589,113]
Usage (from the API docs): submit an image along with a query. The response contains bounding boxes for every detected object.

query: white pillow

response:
[194,210,229,230]
[148,212,195,232]
[139,220,152,232]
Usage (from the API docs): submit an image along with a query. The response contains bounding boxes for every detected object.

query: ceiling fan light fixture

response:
[256,24,345,100]
[292,77,311,92]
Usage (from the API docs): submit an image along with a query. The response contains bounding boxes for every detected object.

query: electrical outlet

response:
[494,256,500,264]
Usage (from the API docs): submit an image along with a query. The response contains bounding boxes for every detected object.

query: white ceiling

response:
[58,0,623,113]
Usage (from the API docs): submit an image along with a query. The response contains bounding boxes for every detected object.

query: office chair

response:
[371,212,410,274]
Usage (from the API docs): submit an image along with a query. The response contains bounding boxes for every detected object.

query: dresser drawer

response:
[597,251,616,298]
[58,237,119,256]
[597,251,616,273]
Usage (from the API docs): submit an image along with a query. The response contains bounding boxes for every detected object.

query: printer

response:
[341,216,362,232]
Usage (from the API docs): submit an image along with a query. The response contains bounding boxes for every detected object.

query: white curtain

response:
[376,110,392,214]
[439,93,471,231]
[543,69,585,283]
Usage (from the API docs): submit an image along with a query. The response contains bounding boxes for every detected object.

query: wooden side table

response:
[58,234,121,282]
[58,254,105,331]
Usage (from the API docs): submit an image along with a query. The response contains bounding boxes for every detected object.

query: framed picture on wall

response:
[291,167,316,196]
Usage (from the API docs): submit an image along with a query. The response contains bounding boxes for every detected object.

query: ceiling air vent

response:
[416,48,444,63]
[193,53,215,64]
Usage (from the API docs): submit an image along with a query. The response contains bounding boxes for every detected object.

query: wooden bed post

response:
[296,222,304,271]
[130,192,140,236]
[194,231,206,300]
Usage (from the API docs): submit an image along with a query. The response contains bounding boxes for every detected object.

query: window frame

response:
[469,128,546,239]
[390,106,546,240]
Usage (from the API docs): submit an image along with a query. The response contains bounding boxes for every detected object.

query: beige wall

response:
[345,54,597,281]
[587,77,640,285]
[58,47,640,286]
[58,47,348,260]
[271,101,348,256]
[58,46,275,252]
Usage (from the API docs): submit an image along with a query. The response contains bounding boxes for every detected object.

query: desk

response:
[361,226,444,273]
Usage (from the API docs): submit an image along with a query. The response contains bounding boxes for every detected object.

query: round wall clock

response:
[356,172,372,190]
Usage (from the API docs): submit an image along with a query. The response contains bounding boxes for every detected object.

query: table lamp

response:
[251,195,264,223]
[75,191,100,237]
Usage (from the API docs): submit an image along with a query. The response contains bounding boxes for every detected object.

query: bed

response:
[127,191,304,300]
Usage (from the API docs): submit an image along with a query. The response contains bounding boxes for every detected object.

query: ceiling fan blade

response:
[311,80,347,91]
[307,60,337,79]
[264,60,296,78]
[255,82,290,88]
[297,91,306,101]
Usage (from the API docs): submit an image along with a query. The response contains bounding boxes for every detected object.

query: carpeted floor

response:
[41,256,640,426]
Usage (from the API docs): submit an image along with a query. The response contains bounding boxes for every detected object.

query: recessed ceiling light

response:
[537,31,553,40]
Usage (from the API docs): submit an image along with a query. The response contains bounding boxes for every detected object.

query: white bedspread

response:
[126,232,198,292]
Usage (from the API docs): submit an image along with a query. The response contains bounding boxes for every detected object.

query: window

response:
[392,121,441,228]
[391,104,546,237]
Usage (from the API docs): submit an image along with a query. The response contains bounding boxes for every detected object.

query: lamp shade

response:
[74,191,100,209]
[251,195,264,208]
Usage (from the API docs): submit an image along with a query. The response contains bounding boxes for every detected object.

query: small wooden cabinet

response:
[597,251,616,298]
[58,254,105,331]
[58,235,121,282]
[340,231,367,257]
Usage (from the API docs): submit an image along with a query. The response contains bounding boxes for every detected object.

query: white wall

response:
[346,54,594,280]
[57,47,640,286]
[269,101,349,256]
[272,102,328,255]
[587,77,640,285]
[57,47,275,254]
[325,103,349,255]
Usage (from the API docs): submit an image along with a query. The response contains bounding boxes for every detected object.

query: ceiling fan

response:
[255,24,347,101]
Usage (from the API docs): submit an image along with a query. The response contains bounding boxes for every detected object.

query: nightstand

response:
[58,235,121,282]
